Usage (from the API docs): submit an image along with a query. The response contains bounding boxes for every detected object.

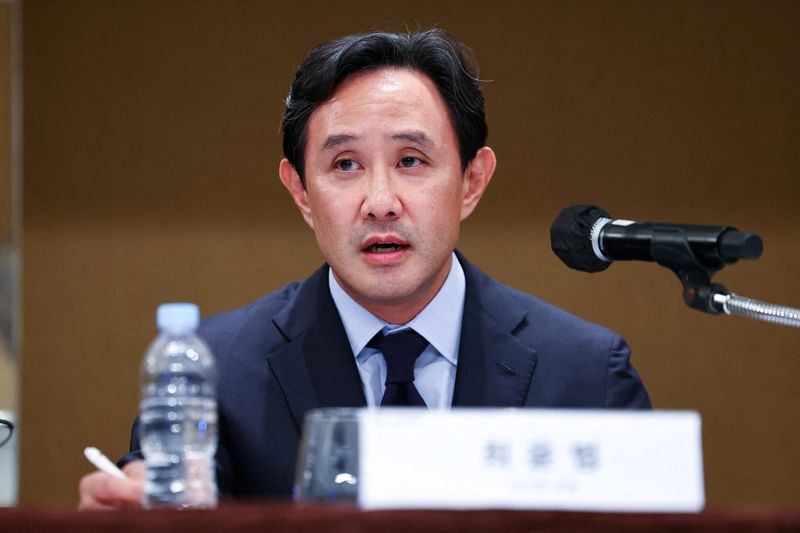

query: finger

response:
[78,470,143,511]
[78,471,116,511]
[78,477,115,511]
[122,459,145,480]
[103,473,144,507]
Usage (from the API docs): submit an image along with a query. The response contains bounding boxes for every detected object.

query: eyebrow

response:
[322,134,360,151]
[322,133,359,151]
[391,130,434,149]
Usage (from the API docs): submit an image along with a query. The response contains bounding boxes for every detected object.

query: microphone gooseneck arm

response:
[712,293,800,328]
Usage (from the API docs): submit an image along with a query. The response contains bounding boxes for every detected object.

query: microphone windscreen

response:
[550,205,613,273]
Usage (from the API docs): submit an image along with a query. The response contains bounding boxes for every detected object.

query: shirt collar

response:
[328,252,465,365]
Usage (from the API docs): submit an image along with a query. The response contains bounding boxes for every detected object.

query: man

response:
[78,29,650,510]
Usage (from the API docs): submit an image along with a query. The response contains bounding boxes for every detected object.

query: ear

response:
[279,158,315,229]
[460,146,496,220]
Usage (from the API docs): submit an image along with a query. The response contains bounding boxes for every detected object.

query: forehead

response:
[304,67,457,150]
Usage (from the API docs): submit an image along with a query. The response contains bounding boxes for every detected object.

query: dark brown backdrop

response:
[20,0,800,505]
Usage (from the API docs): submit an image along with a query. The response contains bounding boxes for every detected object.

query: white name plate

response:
[358,409,704,512]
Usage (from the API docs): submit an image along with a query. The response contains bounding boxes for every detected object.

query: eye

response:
[335,159,361,171]
[398,156,423,168]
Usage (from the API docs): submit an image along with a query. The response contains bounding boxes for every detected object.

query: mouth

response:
[361,236,411,259]
[363,242,410,253]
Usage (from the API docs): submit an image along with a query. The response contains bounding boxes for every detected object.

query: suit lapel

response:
[267,266,366,430]
[452,253,538,407]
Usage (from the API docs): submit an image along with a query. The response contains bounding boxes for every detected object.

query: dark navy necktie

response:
[368,329,429,407]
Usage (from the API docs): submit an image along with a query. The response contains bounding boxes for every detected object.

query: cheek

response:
[413,187,463,239]
[426,182,465,219]
[308,195,354,241]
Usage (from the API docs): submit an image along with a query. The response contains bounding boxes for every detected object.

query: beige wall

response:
[0,2,10,242]
[21,0,800,505]
[0,1,17,412]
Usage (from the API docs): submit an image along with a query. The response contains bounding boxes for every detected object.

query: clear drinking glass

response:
[293,408,360,503]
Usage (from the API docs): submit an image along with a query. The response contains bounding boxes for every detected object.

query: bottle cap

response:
[156,303,200,334]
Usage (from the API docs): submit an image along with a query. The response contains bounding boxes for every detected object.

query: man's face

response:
[280,67,494,323]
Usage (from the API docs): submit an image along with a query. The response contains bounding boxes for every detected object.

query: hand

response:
[78,460,145,510]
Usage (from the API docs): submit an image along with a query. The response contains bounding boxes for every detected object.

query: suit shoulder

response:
[504,284,617,342]
[198,281,302,351]
[476,274,624,367]
[460,253,616,343]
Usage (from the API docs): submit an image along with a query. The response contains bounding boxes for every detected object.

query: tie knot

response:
[368,329,429,384]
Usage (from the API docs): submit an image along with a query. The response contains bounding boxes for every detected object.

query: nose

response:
[360,168,402,220]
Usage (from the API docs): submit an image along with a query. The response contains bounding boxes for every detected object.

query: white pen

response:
[83,446,127,479]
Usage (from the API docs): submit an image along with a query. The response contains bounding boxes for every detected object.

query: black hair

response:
[281,29,488,184]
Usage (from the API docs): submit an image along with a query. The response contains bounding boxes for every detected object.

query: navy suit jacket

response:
[126,253,650,497]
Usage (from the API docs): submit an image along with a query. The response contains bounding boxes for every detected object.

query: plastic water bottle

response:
[139,303,218,508]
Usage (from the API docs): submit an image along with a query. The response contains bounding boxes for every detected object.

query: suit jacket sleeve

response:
[604,334,651,408]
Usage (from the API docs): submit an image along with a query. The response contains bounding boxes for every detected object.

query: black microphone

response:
[550,204,763,273]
